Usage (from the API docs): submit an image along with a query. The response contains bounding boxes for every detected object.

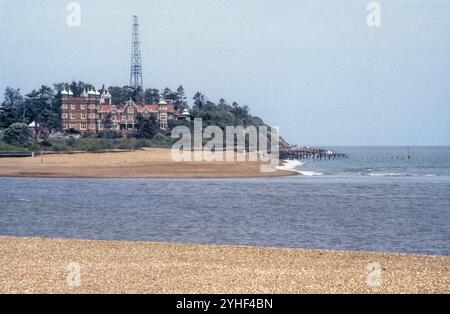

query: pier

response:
[280,146,347,160]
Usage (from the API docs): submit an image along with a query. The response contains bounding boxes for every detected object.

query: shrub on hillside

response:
[2,123,31,147]
[76,138,113,152]
[97,130,121,139]
[115,138,142,150]
[0,140,28,152]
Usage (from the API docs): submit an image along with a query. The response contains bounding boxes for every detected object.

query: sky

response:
[0,0,449,146]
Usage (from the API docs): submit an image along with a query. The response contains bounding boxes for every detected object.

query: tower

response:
[130,15,143,91]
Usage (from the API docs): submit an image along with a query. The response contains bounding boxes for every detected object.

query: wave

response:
[277,160,303,172]
[297,170,323,176]
[278,162,438,178]
[367,172,436,177]
[277,160,322,176]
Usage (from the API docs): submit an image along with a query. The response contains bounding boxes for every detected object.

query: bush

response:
[3,123,31,146]
[81,132,94,139]
[168,119,192,130]
[40,138,53,147]
[51,141,71,151]
[66,137,77,147]
[76,138,113,152]
[126,132,139,139]
[0,140,27,152]
[136,114,158,139]
[144,134,175,148]
[97,130,121,139]
[115,138,142,150]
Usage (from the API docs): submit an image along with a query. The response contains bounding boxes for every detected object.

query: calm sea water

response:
[0,146,449,256]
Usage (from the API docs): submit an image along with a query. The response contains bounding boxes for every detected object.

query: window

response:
[70,123,76,129]
[128,115,133,121]
[70,104,76,110]
[62,104,68,110]
[81,113,86,119]
[61,113,68,119]
[89,113,96,119]
[90,123,96,130]
[80,104,86,110]
[128,107,134,114]
[80,123,87,130]
[70,113,76,119]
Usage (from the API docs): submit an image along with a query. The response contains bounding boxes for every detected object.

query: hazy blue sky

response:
[1,0,449,145]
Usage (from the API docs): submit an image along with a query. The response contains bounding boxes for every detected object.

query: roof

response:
[98,103,177,113]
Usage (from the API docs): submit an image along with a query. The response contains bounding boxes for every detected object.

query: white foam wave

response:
[297,170,323,176]
[368,173,436,177]
[277,160,322,176]
[277,160,303,171]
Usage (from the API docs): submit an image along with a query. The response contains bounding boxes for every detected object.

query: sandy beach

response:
[0,236,448,293]
[0,148,294,178]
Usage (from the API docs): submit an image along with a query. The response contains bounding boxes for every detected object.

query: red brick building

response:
[61,88,190,134]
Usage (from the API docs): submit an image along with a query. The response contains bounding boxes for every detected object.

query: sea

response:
[0,146,449,256]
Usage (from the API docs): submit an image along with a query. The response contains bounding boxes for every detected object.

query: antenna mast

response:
[130,15,143,91]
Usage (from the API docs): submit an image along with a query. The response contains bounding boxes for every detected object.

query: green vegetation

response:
[0,137,28,152]
[0,82,279,152]
[0,136,176,153]
[2,123,32,147]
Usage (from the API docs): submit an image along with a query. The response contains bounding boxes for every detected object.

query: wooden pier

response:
[280,147,347,160]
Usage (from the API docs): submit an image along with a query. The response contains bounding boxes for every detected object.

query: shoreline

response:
[1,236,449,293]
[0,148,297,179]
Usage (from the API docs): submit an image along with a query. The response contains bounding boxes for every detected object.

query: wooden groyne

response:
[0,152,35,158]
[0,150,137,158]
[280,147,347,160]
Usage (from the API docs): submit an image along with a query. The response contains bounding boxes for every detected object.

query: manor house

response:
[60,88,190,134]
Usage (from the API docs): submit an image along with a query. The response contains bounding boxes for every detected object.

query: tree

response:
[163,88,177,103]
[24,85,59,130]
[144,88,160,104]
[0,87,23,128]
[126,86,144,104]
[3,123,31,146]
[231,102,249,125]
[217,98,229,111]
[53,82,68,94]
[175,85,188,110]
[136,113,158,139]
[109,86,143,105]
[102,113,114,130]
[68,81,95,97]
[193,92,207,109]
[108,86,128,105]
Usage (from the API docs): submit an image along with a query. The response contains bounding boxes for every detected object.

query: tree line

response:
[0,82,189,130]
[0,82,268,150]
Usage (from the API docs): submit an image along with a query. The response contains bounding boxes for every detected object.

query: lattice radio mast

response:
[130,15,143,91]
